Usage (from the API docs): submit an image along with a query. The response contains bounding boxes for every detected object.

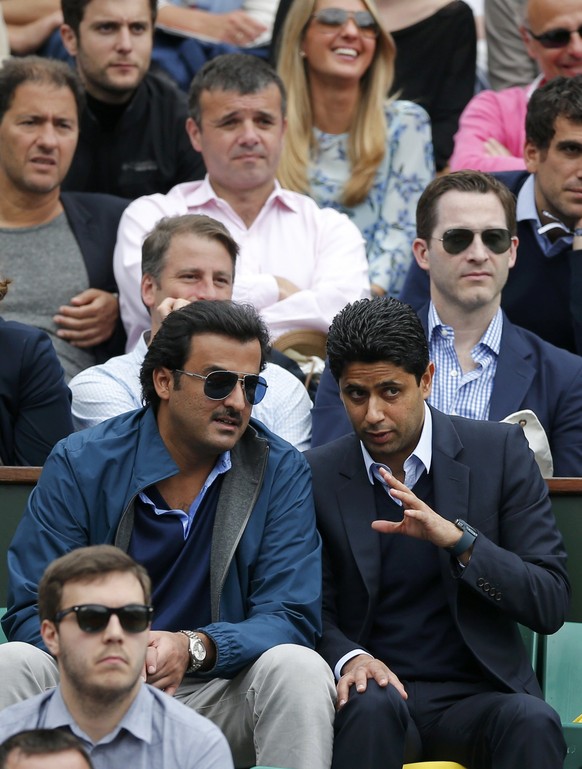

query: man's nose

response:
[223,379,247,410]
[115,25,133,52]
[238,120,259,145]
[566,30,582,57]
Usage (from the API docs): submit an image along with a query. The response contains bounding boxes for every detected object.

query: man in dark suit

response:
[306,296,570,769]
[401,75,582,356]
[312,171,582,477]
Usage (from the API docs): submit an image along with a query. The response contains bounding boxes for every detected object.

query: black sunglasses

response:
[55,604,153,633]
[527,25,582,49]
[433,228,513,255]
[174,369,268,405]
[310,8,379,37]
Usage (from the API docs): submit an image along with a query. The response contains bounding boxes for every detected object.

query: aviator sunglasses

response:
[527,25,582,49]
[174,369,268,405]
[309,8,380,37]
[55,604,153,633]
[433,228,513,255]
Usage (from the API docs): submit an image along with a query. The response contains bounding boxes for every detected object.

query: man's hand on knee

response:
[337,654,407,709]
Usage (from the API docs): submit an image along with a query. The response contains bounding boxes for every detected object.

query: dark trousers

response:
[332,678,566,769]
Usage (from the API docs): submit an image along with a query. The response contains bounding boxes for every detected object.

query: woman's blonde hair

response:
[277,0,395,207]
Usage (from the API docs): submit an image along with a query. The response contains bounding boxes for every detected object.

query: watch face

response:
[192,638,206,662]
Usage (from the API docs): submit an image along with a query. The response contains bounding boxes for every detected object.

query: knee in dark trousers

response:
[482,693,566,769]
[332,681,420,769]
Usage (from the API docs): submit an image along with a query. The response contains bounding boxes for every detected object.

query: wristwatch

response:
[180,630,207,673]
[445,519,478,557]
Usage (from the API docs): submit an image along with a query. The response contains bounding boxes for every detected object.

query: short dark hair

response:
[62,0,157,36]
[526,75,582,150]
[327,297,429,383]
[140,300,271,411]
[141,214,238,282]
[0,56,85,124]
[188,53,287,125]
[38,545,151,623]
[416,170,517,241]
[0,730,93,768]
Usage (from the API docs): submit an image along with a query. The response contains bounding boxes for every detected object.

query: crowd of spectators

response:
[0,0,580,767]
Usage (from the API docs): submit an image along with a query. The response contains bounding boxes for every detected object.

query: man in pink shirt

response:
[450,0,582,172]
[114,53,370,350]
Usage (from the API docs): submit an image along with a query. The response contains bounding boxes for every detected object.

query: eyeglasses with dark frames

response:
[309,8,379,38]
[174,369,268,405]
[54,604,153,634]
[526,25,582,49]
[432,228,513,255]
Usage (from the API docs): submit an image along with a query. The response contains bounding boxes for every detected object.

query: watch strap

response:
[446,519,478,557]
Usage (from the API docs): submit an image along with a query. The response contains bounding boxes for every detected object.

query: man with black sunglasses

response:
[450,0,582,173]
[403,76,582,358]
[0,299,335,769]
[0,546,233,768]
[313,171,582,477]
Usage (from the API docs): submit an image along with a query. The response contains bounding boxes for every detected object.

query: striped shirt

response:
[428,303,502,420]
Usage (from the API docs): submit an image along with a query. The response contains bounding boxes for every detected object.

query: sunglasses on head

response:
[174,369,268,405]
[433,228,513,255]
[310,8,379,37]
[55,604,153,634]
[527,25,582,49]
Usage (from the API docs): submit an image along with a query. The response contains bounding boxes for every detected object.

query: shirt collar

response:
[428,302,502,356]
[42,684,153,745]
[184,175,300,214]
[516,173,573,257]
[361,402,433,486]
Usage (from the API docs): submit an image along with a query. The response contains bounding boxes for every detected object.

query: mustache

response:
[212,408,243,425]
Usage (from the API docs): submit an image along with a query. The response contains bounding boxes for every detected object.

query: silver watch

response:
[180,630,207,673]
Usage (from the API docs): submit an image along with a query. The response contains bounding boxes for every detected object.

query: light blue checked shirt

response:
[428,302,502,420]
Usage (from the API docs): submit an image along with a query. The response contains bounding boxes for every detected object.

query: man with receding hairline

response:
[113,52,370,350]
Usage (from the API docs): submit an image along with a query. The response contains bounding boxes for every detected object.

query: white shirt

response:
[69,332,313,450]
[113,177,370,350]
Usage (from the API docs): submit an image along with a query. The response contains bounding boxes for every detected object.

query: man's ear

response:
[153,367,173,402]
[186,117,202,153]
[60,24,79,57]
[412,238,431,272]
[524,140,541,174]
[141,273,157,310]
[41,619,60,657]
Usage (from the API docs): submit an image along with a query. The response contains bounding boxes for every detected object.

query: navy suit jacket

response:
[0,318,73,466]
[305,407,570,696]
[61,192,129,362]
[312,308,582,476]
[399,171,582,354]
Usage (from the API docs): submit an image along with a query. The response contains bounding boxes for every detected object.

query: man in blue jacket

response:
[1,299,335,769]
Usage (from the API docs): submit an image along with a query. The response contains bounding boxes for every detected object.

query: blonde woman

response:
[277,0,434,295]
